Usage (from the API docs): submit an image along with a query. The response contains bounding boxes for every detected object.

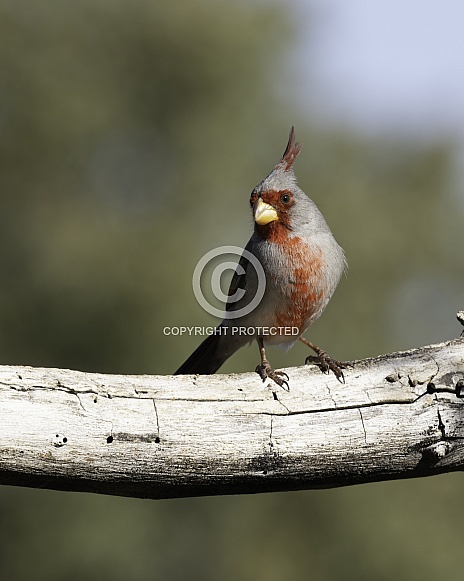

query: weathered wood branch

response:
[1,334,464,499]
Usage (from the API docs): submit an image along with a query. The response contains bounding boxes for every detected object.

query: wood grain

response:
[0,337,463,499]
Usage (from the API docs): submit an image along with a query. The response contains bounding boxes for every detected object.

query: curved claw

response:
[255,363,290,390]
[305,354,349,384]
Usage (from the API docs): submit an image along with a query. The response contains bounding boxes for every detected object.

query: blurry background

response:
[0,0,463,579]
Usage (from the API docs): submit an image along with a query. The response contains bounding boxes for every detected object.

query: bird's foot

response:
[305,349,351,384]
[255,362,289,390]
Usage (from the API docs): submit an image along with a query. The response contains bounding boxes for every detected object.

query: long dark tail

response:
[174,331,237,375]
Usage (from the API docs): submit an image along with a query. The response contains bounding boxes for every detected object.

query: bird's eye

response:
[280,193,291,204]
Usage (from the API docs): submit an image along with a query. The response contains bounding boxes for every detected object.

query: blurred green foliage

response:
[0,0,463,580]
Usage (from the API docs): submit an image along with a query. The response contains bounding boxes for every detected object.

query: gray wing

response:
[225,238,256,314]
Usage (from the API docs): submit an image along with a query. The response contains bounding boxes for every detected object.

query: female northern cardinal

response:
[175,128,347,388]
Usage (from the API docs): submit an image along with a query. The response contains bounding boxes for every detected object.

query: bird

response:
[175,127,347,389]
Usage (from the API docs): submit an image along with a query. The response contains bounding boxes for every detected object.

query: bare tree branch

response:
[1,333,463,499]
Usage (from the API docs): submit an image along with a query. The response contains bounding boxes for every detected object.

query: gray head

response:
[249,127,329,236]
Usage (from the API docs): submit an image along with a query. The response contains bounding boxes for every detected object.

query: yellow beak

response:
[254,198,278,225]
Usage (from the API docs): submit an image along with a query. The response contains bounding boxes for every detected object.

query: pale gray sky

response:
[292,0,464,141]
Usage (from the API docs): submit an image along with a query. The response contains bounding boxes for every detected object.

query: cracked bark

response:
[0,335,463,500]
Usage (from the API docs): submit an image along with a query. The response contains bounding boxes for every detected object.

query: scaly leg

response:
[255,336,289,390]
[299,337,350,383]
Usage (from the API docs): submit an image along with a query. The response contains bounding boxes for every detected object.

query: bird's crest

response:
[280,126,302,171]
